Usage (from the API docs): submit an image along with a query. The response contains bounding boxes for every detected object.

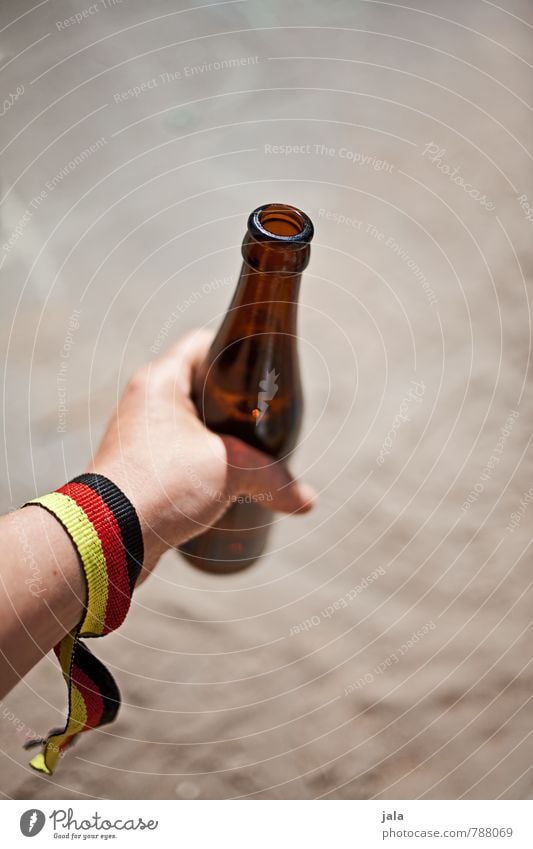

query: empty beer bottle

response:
[179,203,314,573]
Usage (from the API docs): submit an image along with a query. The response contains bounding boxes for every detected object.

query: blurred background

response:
[0,0,532,799]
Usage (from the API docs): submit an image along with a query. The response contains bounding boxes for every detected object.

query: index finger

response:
[149,328,215,397]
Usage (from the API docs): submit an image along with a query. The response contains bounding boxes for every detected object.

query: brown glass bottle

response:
[179,203,314,574]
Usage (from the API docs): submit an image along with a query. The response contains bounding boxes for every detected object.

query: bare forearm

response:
[0,506,85,697]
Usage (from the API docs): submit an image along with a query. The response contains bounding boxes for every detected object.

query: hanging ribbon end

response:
[29,752,52,775]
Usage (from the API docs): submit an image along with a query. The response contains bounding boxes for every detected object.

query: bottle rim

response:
[248,203,314,245]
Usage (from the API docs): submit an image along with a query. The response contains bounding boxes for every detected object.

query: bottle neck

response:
[230,202,312,309]
[224,229,309,315]
[199,204,312,371]
[241,231,311,275]
[230,261,303,313]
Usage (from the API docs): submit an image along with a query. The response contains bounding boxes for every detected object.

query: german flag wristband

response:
[22,473,144,775]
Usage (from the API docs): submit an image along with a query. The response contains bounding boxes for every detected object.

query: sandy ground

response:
[0,0,532,799]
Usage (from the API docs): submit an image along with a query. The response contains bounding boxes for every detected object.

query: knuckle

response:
[127,365,150,393]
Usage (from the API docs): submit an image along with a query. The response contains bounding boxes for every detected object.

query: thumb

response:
[221,435,317,515]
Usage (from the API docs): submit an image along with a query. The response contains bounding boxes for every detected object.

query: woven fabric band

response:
[22,473,143,775]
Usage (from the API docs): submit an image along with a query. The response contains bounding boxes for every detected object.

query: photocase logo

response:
[20,809,46,837]
[253,368,279,425]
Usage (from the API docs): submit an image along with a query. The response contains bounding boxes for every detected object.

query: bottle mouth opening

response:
[249,203,314,244]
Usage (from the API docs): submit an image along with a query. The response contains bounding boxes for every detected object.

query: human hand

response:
[87,329,316,581]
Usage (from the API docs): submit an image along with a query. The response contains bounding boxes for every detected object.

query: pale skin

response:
[0,329,315,698]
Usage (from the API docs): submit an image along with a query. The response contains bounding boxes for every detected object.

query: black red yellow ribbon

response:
[22,473,143,774]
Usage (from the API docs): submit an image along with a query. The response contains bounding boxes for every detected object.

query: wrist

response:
[20,472,145,774]
[85,459,168,574]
